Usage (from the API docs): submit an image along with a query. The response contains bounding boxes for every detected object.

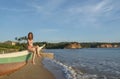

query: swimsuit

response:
[27,39,33,49]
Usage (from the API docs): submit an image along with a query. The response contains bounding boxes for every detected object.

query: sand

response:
[0,57,55,79]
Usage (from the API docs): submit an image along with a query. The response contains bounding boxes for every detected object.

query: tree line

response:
[1,35,120,52]
[14,36,120,49]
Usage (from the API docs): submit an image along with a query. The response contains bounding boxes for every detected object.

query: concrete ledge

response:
[40,53,54,59]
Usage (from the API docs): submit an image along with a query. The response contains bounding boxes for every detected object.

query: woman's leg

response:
[28,48,36,64]
[35,44,46,57]
[36,45,41,57]
[32,49,36,64]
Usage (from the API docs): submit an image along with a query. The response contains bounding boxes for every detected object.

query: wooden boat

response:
[0,44,46,76]
[0,50,32,76]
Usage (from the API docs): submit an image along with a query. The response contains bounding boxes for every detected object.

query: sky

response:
[0,0,120,42]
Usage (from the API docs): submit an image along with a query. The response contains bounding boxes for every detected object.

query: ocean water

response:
[43,48,120,79]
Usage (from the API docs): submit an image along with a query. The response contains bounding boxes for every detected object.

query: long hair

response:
[28,32,33,40]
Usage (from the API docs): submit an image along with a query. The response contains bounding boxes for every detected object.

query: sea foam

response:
[43,58,100,79]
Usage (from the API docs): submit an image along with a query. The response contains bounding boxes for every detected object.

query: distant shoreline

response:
[0,41,120,50]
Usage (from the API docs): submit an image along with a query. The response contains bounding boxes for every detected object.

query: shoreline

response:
[0,57,55,79]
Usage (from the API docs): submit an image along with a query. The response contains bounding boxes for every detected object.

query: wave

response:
[42,58,101,79]
[51,59,78,79]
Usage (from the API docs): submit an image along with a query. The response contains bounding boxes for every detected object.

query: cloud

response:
[64,0,120,28]
[29,0,65,15]
[2,0,118,28]
[93,0,107,13]
[30,0,120,29]
[39,28,59,33]
[0,7,31,12]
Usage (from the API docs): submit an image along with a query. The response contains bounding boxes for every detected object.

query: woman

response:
[27,32,45,64]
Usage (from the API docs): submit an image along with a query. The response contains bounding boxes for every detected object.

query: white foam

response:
[55,60,77,79]
[43,58,78,79]
[43,58,100,79]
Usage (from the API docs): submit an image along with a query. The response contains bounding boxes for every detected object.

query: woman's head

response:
[28,32,33,40]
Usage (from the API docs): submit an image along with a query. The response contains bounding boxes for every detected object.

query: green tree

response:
[15,36,27,43]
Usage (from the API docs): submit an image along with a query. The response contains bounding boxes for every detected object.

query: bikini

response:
[27,39,33,49]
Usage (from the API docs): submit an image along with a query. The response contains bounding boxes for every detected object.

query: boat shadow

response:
[25,53,32,64]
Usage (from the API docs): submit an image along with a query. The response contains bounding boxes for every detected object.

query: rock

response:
[98,44,119,48]
[64,42,81,49]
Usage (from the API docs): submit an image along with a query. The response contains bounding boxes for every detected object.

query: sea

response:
[42,48,120,79]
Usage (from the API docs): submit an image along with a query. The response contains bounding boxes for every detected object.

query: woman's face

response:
[29,34,33,40]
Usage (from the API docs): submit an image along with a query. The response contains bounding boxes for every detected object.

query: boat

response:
[0,44,46,76]
[0,50,32,76]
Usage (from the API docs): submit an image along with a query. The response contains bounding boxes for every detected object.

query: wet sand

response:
[0,57,55,79]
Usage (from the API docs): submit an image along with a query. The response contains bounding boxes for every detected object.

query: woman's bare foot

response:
[37,54,41,57]
[31,61,35,65]
[39,53,42,57]
[38,44,46,51]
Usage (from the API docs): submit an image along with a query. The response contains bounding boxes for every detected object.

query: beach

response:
[0,57,55,79]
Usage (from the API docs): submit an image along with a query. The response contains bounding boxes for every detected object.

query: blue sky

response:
[0,0,120,42]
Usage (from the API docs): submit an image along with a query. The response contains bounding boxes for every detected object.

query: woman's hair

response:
[28,32,33,40]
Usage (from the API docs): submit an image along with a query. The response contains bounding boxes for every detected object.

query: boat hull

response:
[0,62,26,76]
[0,51,32,76]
